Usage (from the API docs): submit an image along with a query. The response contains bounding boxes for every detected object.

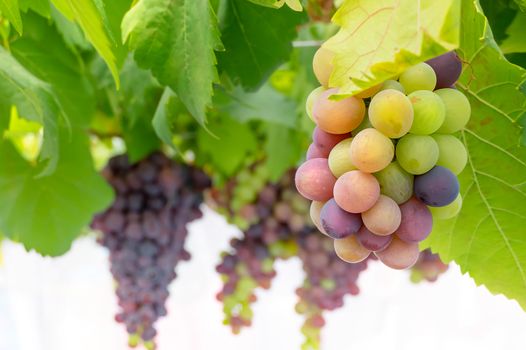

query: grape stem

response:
[292,40,323,48]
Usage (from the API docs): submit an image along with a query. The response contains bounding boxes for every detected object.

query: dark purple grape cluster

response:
[410,249,449,283]
[213,170,370,348]
[92,152,210,349]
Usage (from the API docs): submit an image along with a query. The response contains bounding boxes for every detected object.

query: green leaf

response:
[0,0,22,34]
[50,6,90,49]
[324,0,460,96]
[263,124,302,181]
[19,0,50,17]
[514,0,526,11]
[11,13,96,126]
[217,0,305,89]
[122,0,222,125]
[422,0,526,310]
[0,131,114,256]
[216,84,297,127]
[122,115,161,163]
[50,0,120,87]
[0,46,61,176]
[99,0,132,67]
[152,88,188,148]
[500,12,526,54]
[479,0,518,44]
[247,0,302,11]
[197,114,258,176]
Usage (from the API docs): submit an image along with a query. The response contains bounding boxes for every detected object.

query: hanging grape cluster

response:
[410,248,449,283]
[92,152,210,349]
[212,170,370,349]
[297,49,469,269]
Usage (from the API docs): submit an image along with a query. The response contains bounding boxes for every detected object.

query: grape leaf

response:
[50,0,120,87]
[422,0,526,310]
[500,12,526,54]
[19,0,50,17]
[263,124,303,181]
[514,0,526,11]
[218,0,306,90]
[0,131,114,256]
[324,0,460,96]
[197,114,258,176]
[248,0,302,11]
[0,46,61,176]
[11,13,95,126]
[122,0,222,126]
[152,88,190,149]
[216,84,297,127]
[0,0,22,34]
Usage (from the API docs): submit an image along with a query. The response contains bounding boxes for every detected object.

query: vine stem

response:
[292,40,323,48]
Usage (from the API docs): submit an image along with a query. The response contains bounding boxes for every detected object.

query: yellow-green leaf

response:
[324,0,460,96]
[0,0,22,34]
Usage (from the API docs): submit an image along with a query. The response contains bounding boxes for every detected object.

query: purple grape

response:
[395,197,433,243]
[414,166,459,207]
[355,226,392,251]
[320,199,362,239]
[426,51,462,88]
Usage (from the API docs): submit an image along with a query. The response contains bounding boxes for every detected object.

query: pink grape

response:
[333,170,380,213]
[361,195,401,236]
[312,127,350,156]
[374,236,420,269]
[295,159,336,202]
[306,143,328,160]
[394,197,433,243]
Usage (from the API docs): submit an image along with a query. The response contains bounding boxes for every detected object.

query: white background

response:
[1,207,526,350]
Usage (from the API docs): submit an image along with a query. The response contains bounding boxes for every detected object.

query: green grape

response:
[306,86,326,122]
[432,134,468,174]
[408,90,446,134]
[381,79,405,93]
[396,134,439,174]
[429,193,462,219]
[374,162,414,204]
[368,89,414,138]
[399,62,437,93]
[435,88,471,133]
[328,138,355,177]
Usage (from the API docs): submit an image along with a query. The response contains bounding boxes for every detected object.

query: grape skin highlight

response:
[368,89,414,138]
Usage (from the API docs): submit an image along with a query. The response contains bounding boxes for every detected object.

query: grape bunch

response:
[91,152,210,349]
[297,49,469,269]
[213,170,369,349]
[410,249,449,283]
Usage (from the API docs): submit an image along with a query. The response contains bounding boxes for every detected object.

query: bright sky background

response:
[1,207,526,350]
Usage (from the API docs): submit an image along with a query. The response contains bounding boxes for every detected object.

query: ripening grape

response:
[381,80,405,94]
[306,87,326,121]
[435,88,471,133]
[355,226,393,252]
[426,51,462,89]
[429,194,462,219]
[368,89,414,138]
[307,143,327,160]
[355,84,383,98]
[295,159,336,202]
[399,62,437,94]
[313,89,366,134]
[396,135,439,175]
[310,201,328,235]
[328,138,356,177]
[408,90,446,135]
[394,197,433,243]
[312,127,350,156]
[432,134,468,175]
[349,128,394,173]
[374,236,420,270]
[333,170,380,213]
[334,235,371,263]
[374,162,414,204]
[320,199,362,239]
[313,47,334,87]
[361,195,402,236]
[414,166,460,207]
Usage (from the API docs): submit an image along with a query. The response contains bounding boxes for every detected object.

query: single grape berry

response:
[426,51,462,89]
[394,197,433,243]
[355,226,392,252]
[320,199,362,239]
[414,166,460,207]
